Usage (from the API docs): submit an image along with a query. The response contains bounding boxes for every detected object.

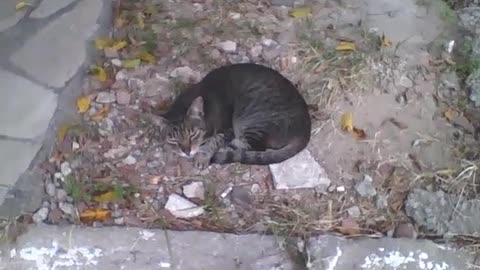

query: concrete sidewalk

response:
[0,225,472,270]
[0,0,111,217]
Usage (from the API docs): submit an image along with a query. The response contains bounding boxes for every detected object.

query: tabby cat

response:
[160,63,311,169]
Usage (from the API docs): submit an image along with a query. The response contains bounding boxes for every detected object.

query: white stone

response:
[56,189,68,202]
[32,207,49,223]
[72,141,80,151]
[0,69,57,139]
[60,162,72,176]
[116,90,131,105]
[59,202,74,215]
[261,38,278,47]
[216,40,237,53]
[249,45,263,58]
[336,186,346,192]
[165,194,205,218]
[347,206,361,218]
[182,182,205,200]
[31,0,77,18]
[45,182,56,197]
[10,0,104,88]
[399,75,413,88]
[111,58,122,67]
[228,12,241,20]
[169,66,201,83]
[269,149,331,189]
[123,155,137,165]
[96,92,116,104]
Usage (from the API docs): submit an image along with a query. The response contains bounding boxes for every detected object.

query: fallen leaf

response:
[15,2,32,11]
[340,112,354,132]
[288,7,312,18]
[336,41,356,51]
[94,191,118,203]
[443,108,458,122]
[122,59,141,69]
[352,127,367,140]
[111,40,128,51]
[381,33,393,47]
[136,12,145,29]
[57,124,71,142]
[80,209,111,222]
[91,105,110,121]
[139,51,156,63]
[76,96,91,113]
[94,39,112,50]
[90,65,107,82]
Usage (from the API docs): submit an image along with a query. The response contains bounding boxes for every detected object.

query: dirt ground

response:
[27,0,480,244]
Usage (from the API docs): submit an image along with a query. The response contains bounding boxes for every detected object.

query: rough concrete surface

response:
[0,0,112,214]
[0,225,471,270]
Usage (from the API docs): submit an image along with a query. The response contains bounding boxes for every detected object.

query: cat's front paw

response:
[193,152,211,170]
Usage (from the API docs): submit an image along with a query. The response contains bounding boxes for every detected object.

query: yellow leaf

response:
[288,7,312,18]
[139,51,156,63]
[136,12,145,30]
[90,65,107,82]
[76,96,91,114]
[94,191,117,203]
[443,108,458,122]
[340,112,354,132]
[91,105,110,121]
[381,33,393,48]
[57,124,71,142]
[80,209,111,222]
[336,42,356,51]
[15,2,32,11]
[111,40,128,51]
[94,39,112,50]
[122,59,141,69]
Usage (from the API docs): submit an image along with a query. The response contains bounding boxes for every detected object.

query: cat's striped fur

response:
[161,63,311,168]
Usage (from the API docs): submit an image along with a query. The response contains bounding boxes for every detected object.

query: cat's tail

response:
[211,137,308,165]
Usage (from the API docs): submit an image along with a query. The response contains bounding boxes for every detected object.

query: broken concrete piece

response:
[165,194,204,218]
[182,181,205,200]
[269,149,331,190]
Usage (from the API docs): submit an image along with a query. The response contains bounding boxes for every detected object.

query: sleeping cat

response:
[160,63,311,169]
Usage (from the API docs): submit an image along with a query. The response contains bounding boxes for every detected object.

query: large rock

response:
[406,188,480,235]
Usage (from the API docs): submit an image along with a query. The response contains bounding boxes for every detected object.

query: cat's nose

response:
[180,145,191,156]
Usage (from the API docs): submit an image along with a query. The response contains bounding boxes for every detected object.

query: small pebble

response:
[250,184,261,193]
[54,172,64,181]
[111,58,122,67]
[347,206,362,218]
[59,202,74,215]
[116,90,131,105]
[336,186,346,192]
[183,182,205,200]
[249,45,263,58]
[56,189,68,202]
[123,155,137,165]
[114,217,125,225]
[216,40,237,53]
[32,207,49,223]
[45,182,56,197]
[228,12,241,20]
[72,141,80,151]
[96,92,116,104]
[60,162,72,177]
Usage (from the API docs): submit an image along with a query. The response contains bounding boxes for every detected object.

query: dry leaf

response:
[80,209,111,222]
[352,127,367,139]
[443,108,458,122]
[94,39,112,50]
[122,59,141,69]
[139,51,156,63]
[336,218,361,235]
[15,2,32,11]
[76,96,91,113]
[94,191,117,203]
[288,7,312,18]
[136,12,145,29]
[340,112,354,132]
[336,41,356,51]
[90,65,107,82]
[381,33,393,47]
[91,105,110,121]
[57,124,71,142]
[111,40,128,51]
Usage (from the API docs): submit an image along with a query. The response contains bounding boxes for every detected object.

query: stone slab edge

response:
[0,0,113,218]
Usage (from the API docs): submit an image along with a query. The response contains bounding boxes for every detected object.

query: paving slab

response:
[0,69,57,139]
[1,225,297,270]
[0,0,28,32]
[31,0,77,19]
[10,0,104,88]
[0,139,42,206]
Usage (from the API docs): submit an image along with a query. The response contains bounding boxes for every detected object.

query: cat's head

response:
[165,97,207,158]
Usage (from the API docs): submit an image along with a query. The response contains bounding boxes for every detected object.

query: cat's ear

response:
[187,96,204,119]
